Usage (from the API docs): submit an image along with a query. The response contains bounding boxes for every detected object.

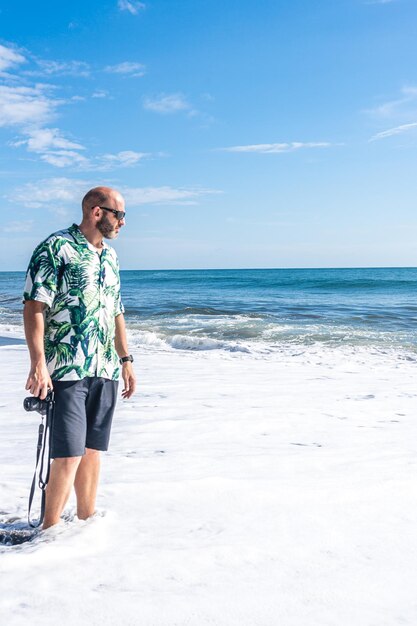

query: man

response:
[23,186,136,529]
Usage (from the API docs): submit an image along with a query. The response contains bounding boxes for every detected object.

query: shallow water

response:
[2,267,417,353]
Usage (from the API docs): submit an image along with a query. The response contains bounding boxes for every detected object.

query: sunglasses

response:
[98,206,126,220]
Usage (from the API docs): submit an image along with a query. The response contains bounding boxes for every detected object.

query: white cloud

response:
[104,62,146,77]
[117,0,146,14]
[0,44,155,171]
[100,150,149,167]
[10,127,87,168]
[13,127,85,153]
[0,44,26,72]
[10,180,219,210]
[10,177,89,208]
[11,128,153,170]
[367,85,417,118]
[29,59,90,77]
[0,75,87,169]
[220,142,333,154]
[2,220,34,233]
[402,86,417,96]
[40,150,89,168]
[92,90,109,98]
[143,93,192,114]
[369,122,417,141]
[122,186,221,206]
[0,45,108,170]
[0,85,57,127]
[9,180,221,213]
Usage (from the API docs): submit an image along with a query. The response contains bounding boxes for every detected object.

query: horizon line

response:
[2,265,417,273]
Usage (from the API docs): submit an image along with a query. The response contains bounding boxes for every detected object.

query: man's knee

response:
[53,456,82,470]
[85,448,100,457]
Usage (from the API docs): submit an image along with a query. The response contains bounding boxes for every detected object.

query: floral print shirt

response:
[23,224,124,381]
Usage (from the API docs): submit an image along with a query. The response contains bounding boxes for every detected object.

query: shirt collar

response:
[69,223,109,251]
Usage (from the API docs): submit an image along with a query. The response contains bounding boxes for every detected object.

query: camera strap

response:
[28,396,55,528]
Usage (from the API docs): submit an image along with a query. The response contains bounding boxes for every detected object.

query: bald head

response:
[81,186,125,217]
[79,186,126,241]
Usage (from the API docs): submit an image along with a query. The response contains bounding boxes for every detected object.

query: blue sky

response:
[1,0,416,269]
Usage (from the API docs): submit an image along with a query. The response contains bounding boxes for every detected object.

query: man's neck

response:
[77,222,103,249]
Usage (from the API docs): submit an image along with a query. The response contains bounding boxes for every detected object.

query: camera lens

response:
[23,397,42,412]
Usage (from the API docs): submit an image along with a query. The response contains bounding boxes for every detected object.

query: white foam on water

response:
[0,323,25,339]
[166,333,251,352]
[1,338,416,625]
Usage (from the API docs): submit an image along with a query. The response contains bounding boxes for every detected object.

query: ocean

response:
[2,269,417,620]
[1,267,417,355]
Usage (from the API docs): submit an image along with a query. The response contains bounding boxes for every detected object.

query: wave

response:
[2,319,417,358]
[126,323,417,355]
[151,306,266,318]
[284,279,417,290]
[128,330,251,353]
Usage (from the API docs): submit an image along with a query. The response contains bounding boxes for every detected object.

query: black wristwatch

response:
[119,355,134,364]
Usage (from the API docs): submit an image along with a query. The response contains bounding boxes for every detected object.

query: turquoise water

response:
[2,268,417,352]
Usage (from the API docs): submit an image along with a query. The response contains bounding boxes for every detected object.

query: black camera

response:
[23,391,54,416]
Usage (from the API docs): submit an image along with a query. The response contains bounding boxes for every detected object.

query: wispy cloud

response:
[10,127,87,168]
[99,150,149,167]
[92,90,109,99]
[220,142,333,154]
[24,59,90,78]
[367,85,417,118]
[143,93,192,114]
[1,220,34,233]
[0,44,26,72]
[105,62,146,77]
[0,85,58,127]
[9,177,90,209]
[12,127,85,152]
[117,0,146,14]
[0,58,86,167]
[10,179,221,210]
[40,151,89,168]
[366,0,396,4]
[0,42,153,171]
[370,122,417,141]
[367,85,417,141]
[11,132,153,169]
[122,186,221,206]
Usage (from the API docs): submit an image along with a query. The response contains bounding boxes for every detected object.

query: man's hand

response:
[121,362,136,399]
[23,300,51,399]
[25,362,53,400]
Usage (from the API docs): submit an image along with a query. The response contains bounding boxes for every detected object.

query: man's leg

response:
[76,378,118,519]
[43,456,82,529]
[74,448,101,520]
[45,378,89,529]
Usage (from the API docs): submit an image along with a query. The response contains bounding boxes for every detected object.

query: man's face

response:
[96,195,125,239]
[97,211,120,239]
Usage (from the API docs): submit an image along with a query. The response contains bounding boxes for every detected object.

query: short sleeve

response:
[114,254,125,316]
[115,291,125,316]
[23,239,59,308]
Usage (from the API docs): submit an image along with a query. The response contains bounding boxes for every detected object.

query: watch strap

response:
[119,355,134,364]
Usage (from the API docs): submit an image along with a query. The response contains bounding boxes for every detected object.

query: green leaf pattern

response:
[23,224,124,381]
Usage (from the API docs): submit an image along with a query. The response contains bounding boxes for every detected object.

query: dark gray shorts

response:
[51,377,118,458]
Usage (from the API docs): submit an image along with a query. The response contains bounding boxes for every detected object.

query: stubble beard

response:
[97,213,119,239]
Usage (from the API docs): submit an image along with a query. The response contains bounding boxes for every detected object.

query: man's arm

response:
[23,300,53,400]
[115,313,136,399]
